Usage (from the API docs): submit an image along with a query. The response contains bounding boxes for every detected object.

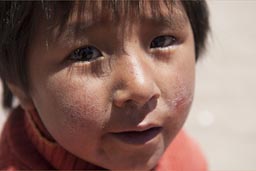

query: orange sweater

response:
[0,107,207,170]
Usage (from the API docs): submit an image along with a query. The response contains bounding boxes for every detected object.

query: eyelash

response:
[150,35,177,49]
[69,46,102,62]
[68,35,177,62]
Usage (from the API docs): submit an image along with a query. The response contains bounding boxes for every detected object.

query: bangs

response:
[0,0,209,108]
[41,0,176,20]
[39,0,177,37]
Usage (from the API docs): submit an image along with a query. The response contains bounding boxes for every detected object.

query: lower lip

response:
[111,127,162,145]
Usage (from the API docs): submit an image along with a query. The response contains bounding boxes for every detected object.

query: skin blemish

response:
[167,74,194,111]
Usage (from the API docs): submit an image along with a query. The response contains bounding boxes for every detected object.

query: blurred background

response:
[184,0,256,170]
[0,0,256,170]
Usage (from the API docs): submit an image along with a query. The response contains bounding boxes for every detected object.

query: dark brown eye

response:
[150,35,177,49]
[69,46,102,62]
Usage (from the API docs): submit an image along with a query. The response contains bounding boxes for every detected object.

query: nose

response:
[112,54,160,108]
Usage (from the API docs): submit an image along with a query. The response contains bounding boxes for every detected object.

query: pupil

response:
[80,47,93,61]
[156,37,165,46]
[151,36,167,48]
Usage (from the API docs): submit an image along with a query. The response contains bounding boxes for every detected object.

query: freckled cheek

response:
[41,79,110,147]
[163,73,194,121]
[160,74,194,145]
[173,84,194,113]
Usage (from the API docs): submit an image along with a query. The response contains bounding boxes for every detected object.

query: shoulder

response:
[157,130,208,171]
[0,107,27,170]
[0,107,52,170]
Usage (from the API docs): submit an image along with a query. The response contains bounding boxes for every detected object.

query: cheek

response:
[171,74,194,112]
[32,75,110,150]
[159,69,195,147]
[160,58,195,130]
[57,92,105,134]
[163,75,194,131]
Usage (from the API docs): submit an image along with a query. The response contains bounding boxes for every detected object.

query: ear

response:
[7,82,35,111]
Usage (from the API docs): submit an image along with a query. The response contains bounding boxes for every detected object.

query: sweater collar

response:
[24,108,104,170]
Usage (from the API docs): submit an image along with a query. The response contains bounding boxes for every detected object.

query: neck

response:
[24,108,104,170]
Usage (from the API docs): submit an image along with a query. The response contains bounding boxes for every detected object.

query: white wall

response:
[185,0,256,170]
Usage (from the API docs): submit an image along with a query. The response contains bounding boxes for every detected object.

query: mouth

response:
[111,127,162,145]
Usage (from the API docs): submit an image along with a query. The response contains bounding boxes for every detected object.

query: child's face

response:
[26,2,195,170]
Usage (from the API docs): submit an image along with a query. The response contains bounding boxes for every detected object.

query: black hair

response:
[0,0,209,109]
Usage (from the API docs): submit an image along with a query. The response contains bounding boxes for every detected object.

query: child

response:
[0,1,209,170]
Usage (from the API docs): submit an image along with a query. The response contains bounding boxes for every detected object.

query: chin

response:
[108,161,157,170]
[104,148,164,170]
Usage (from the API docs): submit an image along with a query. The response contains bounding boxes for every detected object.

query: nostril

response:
[113,81,161,108]
[147,95,159,111]
[134,93,159,108]
[113,90,130,108]
[152,93,160,100]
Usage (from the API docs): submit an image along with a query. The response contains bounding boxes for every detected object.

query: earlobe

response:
[7,82,35,111]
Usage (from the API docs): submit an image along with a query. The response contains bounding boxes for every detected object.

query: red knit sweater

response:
[0,107,207,170]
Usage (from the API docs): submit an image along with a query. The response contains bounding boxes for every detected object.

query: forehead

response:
[39,0,187,38]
